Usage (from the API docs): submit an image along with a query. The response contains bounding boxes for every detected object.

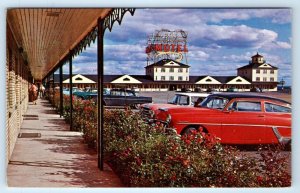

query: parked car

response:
[156,93,291,145]
[226,87,238,92]
[74,88,152,108]
[140,92,209,121]
[73,88,109,99]
[63,87,82,95]
[250,87,262,92]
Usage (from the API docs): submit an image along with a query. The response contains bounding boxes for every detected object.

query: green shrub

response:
[53,96,291,187]
[104,109,291,187]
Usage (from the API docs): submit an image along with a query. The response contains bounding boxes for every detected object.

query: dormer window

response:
[75,77,82,81]
[206,79,212,82]
[123,78,130,81]
[236,79,242,82]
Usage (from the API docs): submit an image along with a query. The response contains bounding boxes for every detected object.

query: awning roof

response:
[7,8,112,80]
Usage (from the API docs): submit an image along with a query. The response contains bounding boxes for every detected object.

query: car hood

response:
[141,103,179,110]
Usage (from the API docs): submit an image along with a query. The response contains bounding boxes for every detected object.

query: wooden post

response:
[59,64,63,117]
[97,17,104,170]
[69,52,73,130]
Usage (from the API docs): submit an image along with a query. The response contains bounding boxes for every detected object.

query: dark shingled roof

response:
[211,76,238,84]
[145,59,190,68]
[237,63,278,70]
[251,53,263,58]
[53,74,251,84]
[131,75,154,83]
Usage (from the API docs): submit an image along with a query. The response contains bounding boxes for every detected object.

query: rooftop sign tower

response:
[145,29,188,65]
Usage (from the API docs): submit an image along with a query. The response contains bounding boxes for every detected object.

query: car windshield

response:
[200,96,229,110]
[169,95,179,104]
[168,95,189,105]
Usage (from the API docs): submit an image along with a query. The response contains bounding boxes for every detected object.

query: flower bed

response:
[103,109,291,187]
[55,96,291,187]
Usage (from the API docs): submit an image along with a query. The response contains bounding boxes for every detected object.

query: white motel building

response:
[54,53,279,92]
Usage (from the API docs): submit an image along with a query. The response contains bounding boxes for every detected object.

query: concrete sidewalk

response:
[7,98,123,187]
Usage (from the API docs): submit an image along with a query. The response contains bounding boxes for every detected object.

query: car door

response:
[220,99,267,144]
[263,102,291,143]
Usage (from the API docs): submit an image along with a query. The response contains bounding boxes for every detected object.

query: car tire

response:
[181,126,198,135]
[134,103,141,109]
[181,125,208,136]
[131,103,140,109]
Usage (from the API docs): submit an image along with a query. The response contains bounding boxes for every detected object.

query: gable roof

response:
[237,63,278,70]
[194,76,222,84]
[145,59,190,68]
[211,76,237,84]
[53,74,252,85]
[62,74,96,84]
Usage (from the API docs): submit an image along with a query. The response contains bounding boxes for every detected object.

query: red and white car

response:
[140,92,209,122]
[156,93,291,145]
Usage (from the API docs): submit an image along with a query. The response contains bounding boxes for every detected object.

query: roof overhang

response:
[7,8,112,81]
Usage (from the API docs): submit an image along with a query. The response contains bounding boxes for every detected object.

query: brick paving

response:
[7,99,123,187]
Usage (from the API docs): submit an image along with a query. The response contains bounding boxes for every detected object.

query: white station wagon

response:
[140,92,210,121]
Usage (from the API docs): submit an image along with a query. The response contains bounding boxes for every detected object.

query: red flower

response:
[185,139,191,145]
[182,159,190,167]
[257,176,263,183]
[136,157,142,166]
[171,174,177,181]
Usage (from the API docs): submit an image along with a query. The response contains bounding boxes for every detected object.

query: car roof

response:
[209,92,291,104]
[175,92,209,97]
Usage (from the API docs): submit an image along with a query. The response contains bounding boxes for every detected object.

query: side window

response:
[191,96,200,104]
[128,91,135,96]
[265,103,291,113]
[206,98,228,109]
[231,101,261,112]
[178,95,188,105]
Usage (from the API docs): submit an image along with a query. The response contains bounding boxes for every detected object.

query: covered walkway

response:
[7,98,123,187]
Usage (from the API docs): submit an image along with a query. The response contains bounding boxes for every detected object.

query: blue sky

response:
[68,8,292,86]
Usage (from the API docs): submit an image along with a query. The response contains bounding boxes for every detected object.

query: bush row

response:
[52,94,291,187]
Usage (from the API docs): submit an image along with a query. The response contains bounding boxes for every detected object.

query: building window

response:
[170,68,174,72]
[270,70,274,74]
[186,68,188,73]
[161,68,165,72]
[155,68,157,72]
[256,69,260,73]
[178,76,183,81]
[270,77,274,82]
[186,77,188,80]
[256,77,260,82]
[161,76,165,81]
[263,69,267,74]
[155,76,157,80]
[263,77,267,82]
[170,76,174,81]
[178,68,183,73]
